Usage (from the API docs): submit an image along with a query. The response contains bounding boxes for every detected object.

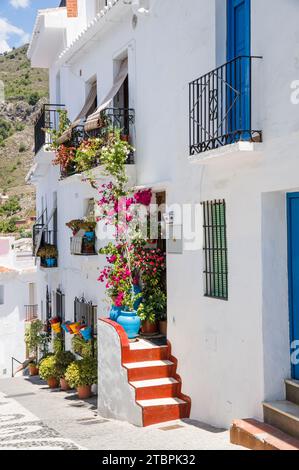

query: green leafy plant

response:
[24,320,43,358]
[72,336,96,358]
[74,137,103,172]
[55,350,75,379]
[39,355,59,381]
[65,357,97,388]
[53,334,64,354]
[138,288,166,324]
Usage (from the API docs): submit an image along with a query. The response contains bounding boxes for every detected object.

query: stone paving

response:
[0,377,244,450]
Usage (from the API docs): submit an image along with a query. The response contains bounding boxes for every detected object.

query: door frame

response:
[287,192,299,379]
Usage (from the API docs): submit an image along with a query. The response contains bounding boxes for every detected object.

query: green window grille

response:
[202,200,228,300]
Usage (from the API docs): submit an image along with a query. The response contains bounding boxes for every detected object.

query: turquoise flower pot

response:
[46,258,56,268]
[84,231,95,241]
[117,310,141,339]
[110,305,123,321]
[81,326,92,341]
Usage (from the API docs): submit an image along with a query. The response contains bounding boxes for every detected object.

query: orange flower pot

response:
[60,377,71,391]
[51,322,61,334]
[47,377,59,389]
[29,364,39,376]
[141,320,158,335]
[77,385,92,399]
[69,322,81,335]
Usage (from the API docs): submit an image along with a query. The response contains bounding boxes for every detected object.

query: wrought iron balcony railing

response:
[189,56,262,155]
[34,104,65,155]
[24,304,38,322]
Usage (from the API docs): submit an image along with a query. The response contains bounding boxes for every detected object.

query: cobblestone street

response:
[0,377,244,450]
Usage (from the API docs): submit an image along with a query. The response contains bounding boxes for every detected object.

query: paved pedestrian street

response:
[0,377,244,450]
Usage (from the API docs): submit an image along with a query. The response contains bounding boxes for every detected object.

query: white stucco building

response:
[0,237,37,378]
[27,0,299,435]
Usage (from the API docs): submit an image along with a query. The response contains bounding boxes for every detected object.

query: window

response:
[0,285,4,305]
[202,200,228,300]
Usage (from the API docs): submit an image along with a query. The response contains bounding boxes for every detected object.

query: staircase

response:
[124,339,190,427]
[263,380,299,440]
[231,380,299,450]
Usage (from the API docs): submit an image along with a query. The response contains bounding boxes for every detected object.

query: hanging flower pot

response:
[50,317,60,325]
[69,322,82,335]
[80,326,92,342]
[51,322,61,334]
[61,322,72,333]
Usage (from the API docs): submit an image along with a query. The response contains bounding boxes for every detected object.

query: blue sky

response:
[0,0,59,53]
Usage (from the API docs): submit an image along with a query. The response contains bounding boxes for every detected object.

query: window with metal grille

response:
[202,200,228,300]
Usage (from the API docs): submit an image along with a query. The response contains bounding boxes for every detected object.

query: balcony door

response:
[227,0,251,138]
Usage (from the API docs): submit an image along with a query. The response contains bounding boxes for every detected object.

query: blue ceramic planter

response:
[110,305,123,321]
[81,326,92,341]
[46,258,56,268]
[117,310,141,339]
[84,231,95,241]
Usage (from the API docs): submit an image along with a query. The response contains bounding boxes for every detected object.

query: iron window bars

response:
[202,200,228,300]
[74,296,97,357]
[189,56,262,155]
[56,288,65,349]
[24,304,38,322]
[45,286,52,334]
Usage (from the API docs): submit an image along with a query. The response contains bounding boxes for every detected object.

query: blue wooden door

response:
[287,193,299,380]
[227,0,251,138]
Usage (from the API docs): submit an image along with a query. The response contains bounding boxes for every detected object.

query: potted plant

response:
[28,360,39,377]
[65,357,97,399]
[39,355,59,389]
[117,290,142,340]
[55,350,75,391]
[37,244,58,268]
[24,319,43,367]
[138,288,167,336]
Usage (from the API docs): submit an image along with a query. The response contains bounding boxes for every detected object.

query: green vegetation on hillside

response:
[0,45,48,103]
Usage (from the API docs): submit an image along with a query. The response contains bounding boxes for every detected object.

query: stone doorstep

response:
[230,418,299,451]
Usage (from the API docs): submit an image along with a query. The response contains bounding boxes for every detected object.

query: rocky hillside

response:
[0,45,48,235]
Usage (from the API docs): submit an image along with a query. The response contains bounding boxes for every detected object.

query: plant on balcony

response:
[65,357,97,399]
[55,350,75,391]
[52,144,76,174]
[74,137,103,172]
[66,219,96,236]
[37,244,58,268]
[39,355,59,389]
[47,109,71,150]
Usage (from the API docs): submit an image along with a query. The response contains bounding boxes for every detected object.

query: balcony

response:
[189,56,262,157]
[34,104,65,155]
[24,305,38,322]
[33,224,58,268]
[60,107,135,179]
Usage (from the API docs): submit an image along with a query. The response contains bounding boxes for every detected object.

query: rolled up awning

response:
[84,59,128,132]
[56,82,97,145]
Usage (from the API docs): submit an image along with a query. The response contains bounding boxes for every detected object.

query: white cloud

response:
[10,0,30,8]
[0,18,30,53]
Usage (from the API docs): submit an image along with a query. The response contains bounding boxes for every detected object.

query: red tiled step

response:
[124,360,175,381]
[137,397,189,427]
[126,345,169,363]
[230,418,299,450]
[131,377,180,400]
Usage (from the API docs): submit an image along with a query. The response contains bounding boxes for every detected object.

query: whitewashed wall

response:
[31,0,299,427]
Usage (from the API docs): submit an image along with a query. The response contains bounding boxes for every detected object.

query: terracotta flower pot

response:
[29,364,39,376]
[159,320,167,336]
[141,320,158,335]
[77,385,92,400]
[47,377,59,389]
[60,377,71,391]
